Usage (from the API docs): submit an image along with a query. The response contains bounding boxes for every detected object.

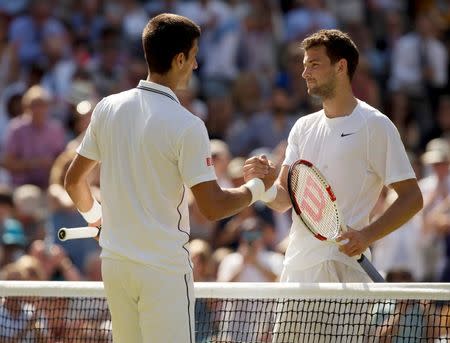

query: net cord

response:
[0,281,449,301]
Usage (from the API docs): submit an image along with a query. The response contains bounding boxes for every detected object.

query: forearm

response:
[65,178,96,212]
[204,186,252,221]
[263,183,292,213]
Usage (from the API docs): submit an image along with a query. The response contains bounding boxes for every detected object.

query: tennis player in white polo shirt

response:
[64,13,276,343]
[244,29,424,343]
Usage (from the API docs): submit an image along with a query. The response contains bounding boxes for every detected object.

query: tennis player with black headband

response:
[64,13,276,343]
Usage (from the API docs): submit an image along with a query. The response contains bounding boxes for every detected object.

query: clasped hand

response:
[243,155,277,190]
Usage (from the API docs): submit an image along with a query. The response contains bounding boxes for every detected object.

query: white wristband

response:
[261,184,277,203]
[244,178,265,205]
[78,198,102,223]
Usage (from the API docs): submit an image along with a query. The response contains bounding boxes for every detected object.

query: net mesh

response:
[0,282,449,342]
[290,163,341,240]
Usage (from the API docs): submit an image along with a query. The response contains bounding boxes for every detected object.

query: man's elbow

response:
[64,172,79,195]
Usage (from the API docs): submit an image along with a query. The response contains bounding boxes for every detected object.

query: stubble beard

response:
[308,76,337,102]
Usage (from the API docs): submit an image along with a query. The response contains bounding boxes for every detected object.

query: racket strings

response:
[291,165,341,240]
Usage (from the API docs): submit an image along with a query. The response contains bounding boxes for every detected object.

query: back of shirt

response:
[77,81,216,273]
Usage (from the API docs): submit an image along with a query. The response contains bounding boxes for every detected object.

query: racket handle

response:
[357,254,385,283]
[58,226,100,241]
[336,238,349,246]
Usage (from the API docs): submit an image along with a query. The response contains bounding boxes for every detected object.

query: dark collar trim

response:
[137,85,178,103]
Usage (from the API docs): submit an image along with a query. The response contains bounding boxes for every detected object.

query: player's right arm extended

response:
[191,165,277,221]
[243,158,292,213]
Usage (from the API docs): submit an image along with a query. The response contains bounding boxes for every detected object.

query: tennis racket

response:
[287,159,385,283]
[58,226,100,241]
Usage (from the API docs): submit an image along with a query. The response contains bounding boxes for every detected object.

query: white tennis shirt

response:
[283,99,416,271]
[77,80,216,274]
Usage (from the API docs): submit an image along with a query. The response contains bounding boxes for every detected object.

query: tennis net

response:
[0,281,449,342]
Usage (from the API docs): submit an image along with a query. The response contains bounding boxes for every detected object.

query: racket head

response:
[287,159,343,241]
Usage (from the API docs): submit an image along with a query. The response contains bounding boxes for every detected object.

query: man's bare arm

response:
[338,178,423,257]
[64,154,99,214]
[191,162,277,221]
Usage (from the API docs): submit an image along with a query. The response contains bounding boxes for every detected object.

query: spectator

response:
[1,218,27,267]
[275,42,309,113]
[8,0,66,66]
[284,0,338,42]
[216,217,283,342]
[190,238,214,282]
[389,12,448,148]
[3,85,65,189]
[70,0,105,48]
[217,217,283,282]
[83,249,102,281]
[12,184,48,242]
[87,27,125,97]
[419,138,450,281]
[0,11,19,95]
[227,88,297,156]
[0,185,14,233]
[210,139,232,188]
[227,156,245,187]
[0,261,37,342]
[28,239,82,281]
[176,75,208,121]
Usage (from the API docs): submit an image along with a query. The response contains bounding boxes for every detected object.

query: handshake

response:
[242,155,278,205]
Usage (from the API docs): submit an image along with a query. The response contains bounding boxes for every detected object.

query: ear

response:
[337,59,347,75]
[173,52,186,70]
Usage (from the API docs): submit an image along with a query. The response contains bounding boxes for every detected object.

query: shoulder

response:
[7,116,30,133]
[292,110,322,131]
[357,101,394,129]
[91,90,138,117]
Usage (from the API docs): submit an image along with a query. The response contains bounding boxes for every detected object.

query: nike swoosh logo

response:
[341,132,356,137]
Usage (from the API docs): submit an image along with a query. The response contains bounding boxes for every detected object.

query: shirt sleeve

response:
[178,119,217,188]
[368,115,416,186]
[76,98,105,161]
[283,119,301,166]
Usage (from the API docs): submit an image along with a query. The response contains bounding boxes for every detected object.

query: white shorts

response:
[280,260,372,283]
[102,258,195,343]
[272,261,372,343]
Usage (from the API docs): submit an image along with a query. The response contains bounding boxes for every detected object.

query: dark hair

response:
[142,13,201,74]
[301,29,359,80]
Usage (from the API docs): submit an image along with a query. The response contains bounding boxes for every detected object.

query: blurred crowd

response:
[0,0,448,288]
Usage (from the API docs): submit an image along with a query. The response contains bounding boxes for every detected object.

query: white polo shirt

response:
[283,99,416,271]
[77,80,217,274]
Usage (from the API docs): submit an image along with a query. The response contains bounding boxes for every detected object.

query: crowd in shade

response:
[0,0,448,287]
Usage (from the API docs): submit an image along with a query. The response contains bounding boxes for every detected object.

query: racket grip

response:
[336,238,349,246]
[58,227,100,241]
[357,254,385,283]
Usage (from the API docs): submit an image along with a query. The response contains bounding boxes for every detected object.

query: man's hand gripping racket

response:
[287,159,385,283]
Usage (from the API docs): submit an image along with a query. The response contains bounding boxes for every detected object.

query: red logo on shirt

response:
[206,157,214,166]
